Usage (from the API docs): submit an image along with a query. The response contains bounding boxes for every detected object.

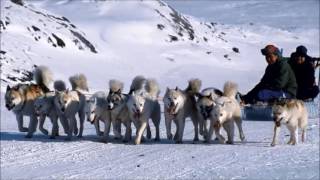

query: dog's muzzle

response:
[213,121,221,128]
[167,102,178,115]
[5,103,14,111]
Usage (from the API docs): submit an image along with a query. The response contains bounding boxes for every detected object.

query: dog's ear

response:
[66,89,69,93]
[207,92,213,101]
[175,86,179,91]
[166,87,170,93]
[6,85,10,91]
[116,89,122,94]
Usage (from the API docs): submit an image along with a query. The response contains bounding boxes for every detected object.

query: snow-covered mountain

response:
[2,0,318,93]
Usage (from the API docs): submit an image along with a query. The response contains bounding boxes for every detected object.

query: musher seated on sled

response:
[241,44,297,104]
[288,45,320,101]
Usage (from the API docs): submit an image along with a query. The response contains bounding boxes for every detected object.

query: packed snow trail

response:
[1,98,319,179]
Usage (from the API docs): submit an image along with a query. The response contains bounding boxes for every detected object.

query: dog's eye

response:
[140,103,142,106]
[174,97,177,100]
[220,113,223,117]
[91,110,95,114]
[64,101,67,104]
[133,103,136,106]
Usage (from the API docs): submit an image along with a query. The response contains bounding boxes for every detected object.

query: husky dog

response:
[85,91,108,136]
[196,88,223,138]
[54,74,87,140]
[127,78,161,145]
[99,79,131,142]
[34,80,69,138]
[163,79,202,143]
[271,99,308,146]
[209,81,245,144]
[5,66,53,138]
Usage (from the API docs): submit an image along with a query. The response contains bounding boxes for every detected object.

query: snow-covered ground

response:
[1,0,319,179]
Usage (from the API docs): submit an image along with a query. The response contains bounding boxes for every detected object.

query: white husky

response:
[127,78,161,145]
[163,79,202,143]
[54,74,88,140]
[208,81,245,144]
[271,99,308,146]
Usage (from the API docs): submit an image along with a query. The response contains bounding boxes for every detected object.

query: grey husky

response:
[34,80,69,138]
[196,87,223,139]
[163,79,202,143]
[5,66,53,138]
[54,74,88,140]
[127,78,161,145]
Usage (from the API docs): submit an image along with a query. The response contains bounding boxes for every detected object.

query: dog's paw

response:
[64,137,72,141]
[40,129,49,135]
[134,139,141,145]
[77,135,83,138]
[25,134,33,138]
[271,142,276,147]
[167,133,173,140]
[49,136,56,139]
[175,140,183,144]
[154,137,160,142]
[73,128,78,136]
[226,140,234,144]
[19,127,29,132]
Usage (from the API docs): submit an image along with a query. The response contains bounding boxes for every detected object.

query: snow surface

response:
[1,0,319,179]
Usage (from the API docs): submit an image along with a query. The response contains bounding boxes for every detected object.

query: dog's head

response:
[106,89,125,110]
[196,93,215,120]
[163,87,184,115]
[127,93,145,118]
[85,97,97,123]
[5,85,23,111]
[34,96,52,115]
[211,97,232,125]
[272,103,289,126]
[55,90,73,113]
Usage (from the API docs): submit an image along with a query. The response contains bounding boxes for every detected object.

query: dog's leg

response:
[146,122,152,139]
[165,114,173,140]
[112,119,122,139]
[152,114,161,141]
[135,120,147,145]
[94,118,103,136]
[271,124,280,146]
[123,120,132,142]
[205,119,214,143]
[176,118,185,144]
[234,117,245,141]
[59,115,69,134]
[214,123,225,144]
[173,119,179,141]
[223,121,234,144]
[25,115,38,138]
[50,115,59,139]
[301,128,307,143]
[39,114,49,135]
[102,118,112,143]
[73,117,78,136]
[16,114,28,132]
[191,114,199,142]
[65,117,75,141]
[203,119,208,139]
[293,127,298,145]
[77,109,85,138]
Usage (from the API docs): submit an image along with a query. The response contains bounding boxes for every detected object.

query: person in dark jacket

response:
[242,44,297,104]
[288,45,319,100]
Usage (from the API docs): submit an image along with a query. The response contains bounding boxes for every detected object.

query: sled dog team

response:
[5,66,308,146]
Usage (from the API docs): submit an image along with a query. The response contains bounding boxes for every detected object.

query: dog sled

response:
[241,98,319,121]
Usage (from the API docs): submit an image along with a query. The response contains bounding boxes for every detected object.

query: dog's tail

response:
[54,80,66,92]
[69,74,89,92]
[185,78,202,96]
[33,65,53,93]
[109,79,124,93]
[223,81,238,98]
[129,75,146,94]
[146,78,160,99]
